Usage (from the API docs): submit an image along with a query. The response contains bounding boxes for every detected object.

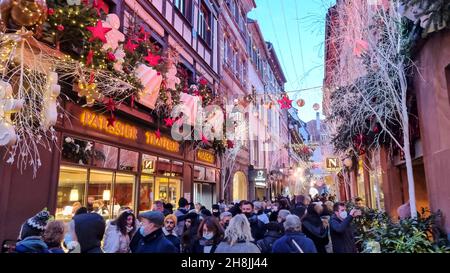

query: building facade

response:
[0,0,224,243]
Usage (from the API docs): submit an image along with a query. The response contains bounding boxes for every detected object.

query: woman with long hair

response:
[180,211,201,253]
[103,210,136,253]
[192,216,224,253]
[215,214,260,253]
[301,203,329,253]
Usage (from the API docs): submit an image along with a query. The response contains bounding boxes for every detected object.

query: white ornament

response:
[113,47,126,72]
[134,63,162,109]
[0,80,23,146]
[42,72,60,129]
[165,63,181,90]
[102,14,125,52]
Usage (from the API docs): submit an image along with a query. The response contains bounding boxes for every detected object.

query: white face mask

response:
[339,211,348,219]
[203,232,214,240]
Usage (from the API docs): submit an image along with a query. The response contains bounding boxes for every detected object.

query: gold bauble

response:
[11,0,47,27]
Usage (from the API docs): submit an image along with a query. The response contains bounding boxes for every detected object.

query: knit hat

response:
[164,214,177,225]
[26,210,51,231]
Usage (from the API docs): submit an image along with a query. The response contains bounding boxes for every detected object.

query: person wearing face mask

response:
[219,212,232,230]
[301,203,329,253]
[192,216,224,253]
[240,201,266,241]
[103,210,136,253]
[130,211,178,253]
[330,202,361,253]
[211,204,221,219]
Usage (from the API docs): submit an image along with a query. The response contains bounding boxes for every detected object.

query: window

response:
[446,65,450,106]
[55,166,87,220]
[174,0,192,22]
[139,175,154,211]
[92,143,118,169]
[198,2,211,45]
[114,173,135,216]
[88,170,114,219]
[62,136,93,165]
[224,37,229,64]
[156,157,171,176]
[119,149,138,172]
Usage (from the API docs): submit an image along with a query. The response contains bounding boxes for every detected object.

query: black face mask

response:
[213,212,220,218]
[244,212,253,218]
[223,222,229,230]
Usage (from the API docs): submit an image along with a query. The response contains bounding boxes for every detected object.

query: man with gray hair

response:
[219,211,232,230]
[254,201,269,224]
[272,215,317,253]
[277,209,291,234]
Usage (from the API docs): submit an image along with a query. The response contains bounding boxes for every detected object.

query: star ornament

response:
[164,117,174,127]
[107,114,116,127]
[144,51,161,67]
[93,0,109,16]
[86,20,112,43]
[278,96,293,110]
[124,39,138,53]
[201,134,209,144]
[227,140,234,149]
[155,128,161,139]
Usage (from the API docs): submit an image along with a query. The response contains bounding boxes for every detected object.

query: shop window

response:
[142,154,157,174]
[194,183,215,210]
[92,142,118,169]
[88,170,114,220]
[172,161,184,177]
[113,173,135,217]
[55,166,88,220]
[139,175,154,211]
[119,149,138,172]
[61,136,93,165]
[205,168,215,182]
[156,157,171,176]
[155,177,181,208]
[194,165,206,180]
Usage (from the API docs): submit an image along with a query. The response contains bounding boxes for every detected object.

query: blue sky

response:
[249,0,335,122]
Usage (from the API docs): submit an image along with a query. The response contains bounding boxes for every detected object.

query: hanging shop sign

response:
[325,157,340,171]
[197,149,215,164]
[249,169,267,187]
[80,110,138,140]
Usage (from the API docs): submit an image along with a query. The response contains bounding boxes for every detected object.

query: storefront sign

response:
[249,169,267,187]
[145,131,180,153]
[197,149,215,164]
[326,157,340,170]
[80,110,138,140]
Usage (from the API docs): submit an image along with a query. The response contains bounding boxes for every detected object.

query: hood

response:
[73,213,105,253]
[15,236,48,253]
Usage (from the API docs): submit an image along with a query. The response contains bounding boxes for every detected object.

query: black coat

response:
[330,215,357,253]
[256,230,282,253]
[247,214,266,241]
[131,228,178,253]
[302,220,329,253]
[73,213,105,253]
[165,234,181,252]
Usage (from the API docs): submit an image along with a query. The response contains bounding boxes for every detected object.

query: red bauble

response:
[48,8,55,16]
[57,25,64,31]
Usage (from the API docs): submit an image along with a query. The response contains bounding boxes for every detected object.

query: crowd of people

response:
[11,195,367,253]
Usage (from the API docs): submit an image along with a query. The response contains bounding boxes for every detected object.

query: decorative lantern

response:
[296,99,305,107]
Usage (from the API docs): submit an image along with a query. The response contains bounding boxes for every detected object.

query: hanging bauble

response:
[296,99,305,107]
[313,103,320,111]
[10,0,48,27]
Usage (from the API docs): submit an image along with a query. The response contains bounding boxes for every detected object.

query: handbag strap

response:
[291,239,304,253]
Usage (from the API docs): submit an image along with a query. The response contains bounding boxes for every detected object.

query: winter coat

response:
[48,246,65,253]
[15,236,49,253]
[103,221,131,253]
[257,212,270,224]
[272,231,317,253]
[131,228,178,253]
[174,208,189,236]
[256,230,282,253]
[215,240,261,253]
[73,213,105,253]
[247,214,266,241]
[330,214,357,253]
[302,207,329,253]
[290,204,307,219]
[192,238,220,253]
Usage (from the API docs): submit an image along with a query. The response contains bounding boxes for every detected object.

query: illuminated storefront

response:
[54,104,220,221]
